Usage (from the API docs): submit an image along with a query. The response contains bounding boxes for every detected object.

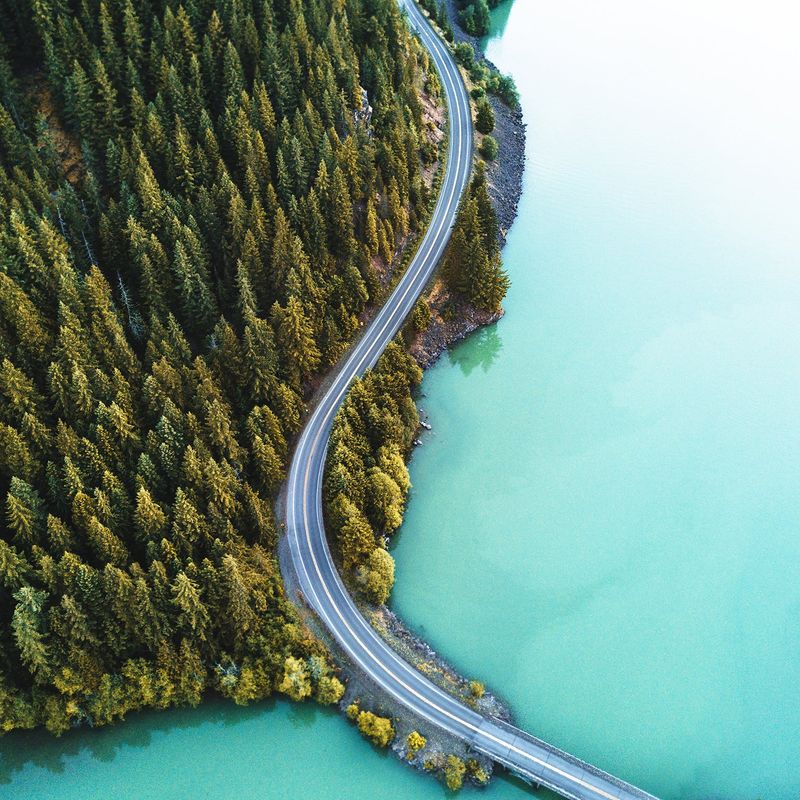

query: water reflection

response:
[447,325,503,376]
[0,697,275,784]
[481,0,514,44]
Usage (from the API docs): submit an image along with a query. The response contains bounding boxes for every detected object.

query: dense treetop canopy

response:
[0,0,438,733]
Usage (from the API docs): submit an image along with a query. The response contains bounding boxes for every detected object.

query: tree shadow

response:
[0,695,278,785]
[447,325,504,377]
[482,0,516,44]
[285,699,340,730]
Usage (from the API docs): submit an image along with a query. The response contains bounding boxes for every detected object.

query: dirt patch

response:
[23,73,84,184]
[420,85,447,187]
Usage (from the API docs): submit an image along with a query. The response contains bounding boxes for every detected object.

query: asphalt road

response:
[284,3,660,799]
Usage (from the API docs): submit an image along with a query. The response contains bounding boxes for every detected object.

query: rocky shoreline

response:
[410,282,504,367]
[275,526,511,789]
[364,1,528,779]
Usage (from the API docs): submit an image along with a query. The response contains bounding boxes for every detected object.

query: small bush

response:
[476,99,495,134]
[487,72,520,108]
[412,297,431,332]
[444,754,466,790]
[407,730,427,755]
[357,710,395,747]
[359,547,395,604]
[316,675,345,705]
[479,135,498,161]
[466,758,490,785]
[454,42,476,70]
[470,61,489,84]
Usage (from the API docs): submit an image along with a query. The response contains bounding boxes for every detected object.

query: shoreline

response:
[442,0,526,241]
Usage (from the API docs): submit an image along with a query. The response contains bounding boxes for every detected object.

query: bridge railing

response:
[488,718,660,800]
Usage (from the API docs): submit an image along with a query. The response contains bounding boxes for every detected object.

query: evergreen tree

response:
[443,172,509,311]
[475,98,495,134]
[272,297,320,388]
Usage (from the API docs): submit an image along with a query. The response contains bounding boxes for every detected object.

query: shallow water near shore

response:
[3,1,800,799]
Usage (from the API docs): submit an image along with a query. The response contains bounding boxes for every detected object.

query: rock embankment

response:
[410,280,503,367]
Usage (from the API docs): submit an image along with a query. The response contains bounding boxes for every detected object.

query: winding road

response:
[284,2,660,799]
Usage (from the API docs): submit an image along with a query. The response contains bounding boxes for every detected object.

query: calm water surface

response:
[3,1,800,798]
[394,0,800,797]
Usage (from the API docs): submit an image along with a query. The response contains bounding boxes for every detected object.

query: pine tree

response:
[171,572,209,638]
[475,98,495,134]
[0,0,433,729]
[12,587,50,679]
[93,57,122,146]
[365,197,380,256]
[0,540,31,590]
[272,297,321,388]
[6,477,45,546]
[221,554,256,643]
[134,486,167,541]
[328,165,354,257]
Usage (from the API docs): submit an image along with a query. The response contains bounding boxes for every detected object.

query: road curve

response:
[284,3,660,799]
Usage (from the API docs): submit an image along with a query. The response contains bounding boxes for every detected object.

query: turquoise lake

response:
[3,0,800,798]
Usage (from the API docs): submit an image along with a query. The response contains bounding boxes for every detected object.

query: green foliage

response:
[454,42,477,70]
[443,167,509,310]
[479,135,498,161]
[452,38,519,110]
[453,0,503,36]
[417,0,454,41]
[486,72,520,109]
[325,343,421,600]
[458,0,491,36]
[475,99,495,134]
[0,0,436,734]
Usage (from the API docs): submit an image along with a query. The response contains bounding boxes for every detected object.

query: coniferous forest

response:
[0,0,449,733]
